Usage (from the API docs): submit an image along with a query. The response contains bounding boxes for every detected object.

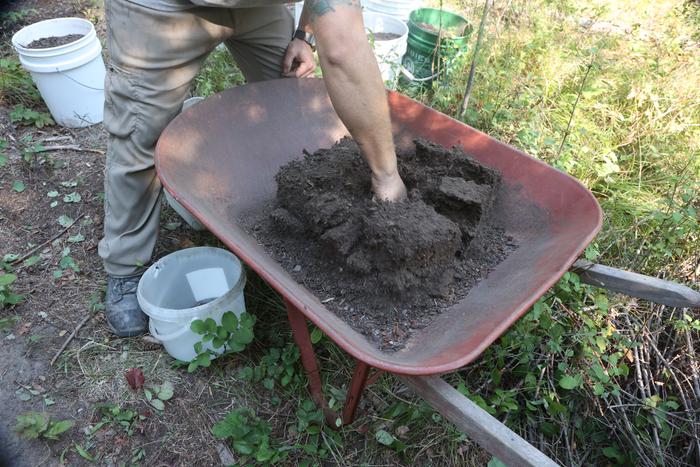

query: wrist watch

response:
[293,29,316,51]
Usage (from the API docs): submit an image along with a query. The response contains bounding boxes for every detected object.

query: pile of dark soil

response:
[249,139,517,351]
[26,33,83,48]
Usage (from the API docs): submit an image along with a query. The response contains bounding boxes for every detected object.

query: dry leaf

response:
[125,367,145,390]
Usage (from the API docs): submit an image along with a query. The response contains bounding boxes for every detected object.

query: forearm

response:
[305,0,404,195]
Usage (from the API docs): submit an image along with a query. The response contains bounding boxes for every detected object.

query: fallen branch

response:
[36,144,104,155]
[11,213,85,266]
[50,312,95,366]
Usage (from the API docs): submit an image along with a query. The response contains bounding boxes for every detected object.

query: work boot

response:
[105,274,148,337]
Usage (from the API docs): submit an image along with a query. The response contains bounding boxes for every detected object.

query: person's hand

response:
[282,39,316,78]
[372,171,407,202]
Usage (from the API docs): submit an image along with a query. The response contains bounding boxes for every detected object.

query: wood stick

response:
[36,144,104,155]
[50,312,94,366]
[11,214,85,266]
[399,375,559,467]
[572,260,700,308]
[459,0,491,120]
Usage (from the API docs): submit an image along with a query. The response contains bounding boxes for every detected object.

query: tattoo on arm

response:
[306,0,361,19]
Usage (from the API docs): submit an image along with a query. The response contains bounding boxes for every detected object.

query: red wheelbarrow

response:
[155,79,699,466]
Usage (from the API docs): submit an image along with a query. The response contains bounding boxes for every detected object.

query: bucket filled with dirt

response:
[364,12,409,88]
[247,138,517,351]
[11,17,105,127]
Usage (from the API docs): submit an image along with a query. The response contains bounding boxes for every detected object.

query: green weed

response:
[14,412,74,440]
[0,273,24,309]
[212,408,286,464]
[10,104,54,128]
[0,58,41,107]
[188,311,256,372]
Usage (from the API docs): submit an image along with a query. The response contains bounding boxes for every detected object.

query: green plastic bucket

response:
[401,8,472,86]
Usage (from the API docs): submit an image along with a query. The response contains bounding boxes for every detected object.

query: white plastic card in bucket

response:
[11,17,105,128]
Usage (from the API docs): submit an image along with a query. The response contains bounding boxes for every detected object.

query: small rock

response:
[293,265,302,272]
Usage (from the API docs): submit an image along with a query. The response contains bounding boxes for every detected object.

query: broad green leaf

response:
[190,319,206,334]
[22,256,40,267]
[0,274,17,286]
[375,429,395,446]
[559,375,580,390]
[57,215,73,228]
[150,399,165,411]
[158,381,174,401]
[47,191,58,198]
[63,192,81,203]
[232,440,254,455]
[487,458,508,467]
[44,420,73,440]
[67,234,84,243]
[221,311,238,332]
[12,181,25,193]
[310,327,323,344]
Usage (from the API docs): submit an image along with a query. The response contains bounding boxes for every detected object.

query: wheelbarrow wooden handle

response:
[399,375,560,467]
[571,260,700,308]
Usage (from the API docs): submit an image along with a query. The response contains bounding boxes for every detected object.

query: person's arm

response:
[304,0,407,202]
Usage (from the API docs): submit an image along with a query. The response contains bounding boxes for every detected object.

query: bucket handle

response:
[58,69,104,91]
[400,66,439,82]
[148,319,195,343]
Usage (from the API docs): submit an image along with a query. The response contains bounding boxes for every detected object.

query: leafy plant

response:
[144,381,174,411]
[212,408,286,464]
[92,403,144,436]
[14,412,73,440]
[237,342,302,391]
[10,105,54,128]
[0,58,41,106]
[0,273,24,309]
[188,311,256,372]
[17,134,45,166]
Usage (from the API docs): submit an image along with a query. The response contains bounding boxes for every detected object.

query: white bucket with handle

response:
[137,247,247,362]
[363,12,409,88]
[11,17,105,128]
[363,0,421,22]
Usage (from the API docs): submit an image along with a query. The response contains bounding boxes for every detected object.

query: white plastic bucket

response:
[364,12,409,87]
[11,17,105,128]
[363,0,421,22]
[137,247,247,362]
[163,97,207,231]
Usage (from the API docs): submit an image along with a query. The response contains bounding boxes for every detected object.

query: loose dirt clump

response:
[26,34,84,48]
[250,138,517,351]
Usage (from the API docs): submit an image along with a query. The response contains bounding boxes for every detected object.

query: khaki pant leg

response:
[99,0,235,276]
[225,6,294,82]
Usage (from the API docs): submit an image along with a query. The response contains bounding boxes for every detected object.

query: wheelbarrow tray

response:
[155,78,602,376]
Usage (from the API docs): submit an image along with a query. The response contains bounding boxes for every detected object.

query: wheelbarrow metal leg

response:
[342,361,371,424]
[285,299,337,426]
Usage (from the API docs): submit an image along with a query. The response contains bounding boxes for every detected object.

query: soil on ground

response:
[248,139,517,351]
[26,34,84,48]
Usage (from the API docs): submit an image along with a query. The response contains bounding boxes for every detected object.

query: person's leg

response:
[224,6,294,82]
[99,0,233,335]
